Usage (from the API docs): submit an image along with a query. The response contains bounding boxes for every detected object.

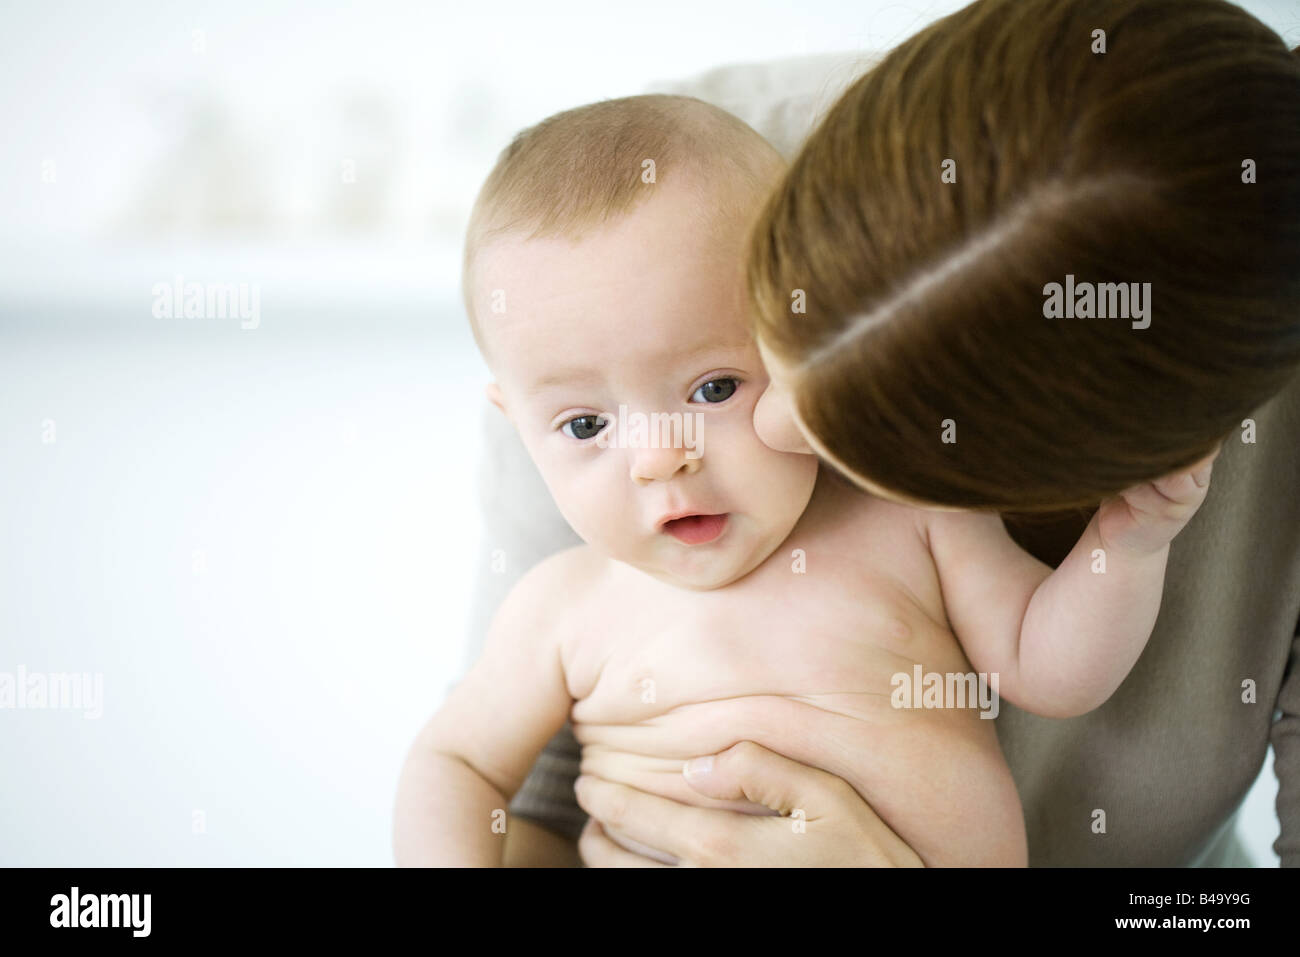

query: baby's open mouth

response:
[661,513,728,545]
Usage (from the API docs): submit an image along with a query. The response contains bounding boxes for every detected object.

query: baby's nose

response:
[630,445,700,484]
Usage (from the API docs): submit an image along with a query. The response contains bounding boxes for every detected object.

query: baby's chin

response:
[641,559,757,591]
[606,519,785,591]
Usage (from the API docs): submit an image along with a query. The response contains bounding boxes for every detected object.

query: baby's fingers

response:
[1188,442,1223,487]
[1130,444,1221,510]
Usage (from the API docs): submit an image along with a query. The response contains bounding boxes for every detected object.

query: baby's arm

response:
[925,450,1219,718]
[393,551,575,866]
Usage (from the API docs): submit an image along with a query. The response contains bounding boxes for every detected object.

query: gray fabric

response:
[643,50,881,159]
[1274,633,1300,865]
[1189,810,1253,868]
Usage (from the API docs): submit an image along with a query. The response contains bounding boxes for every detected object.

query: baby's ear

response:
[485,382,508,416]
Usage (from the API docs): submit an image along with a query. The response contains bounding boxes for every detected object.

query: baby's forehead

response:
[476,172,743,273]
[477,231,742,323]
[472,231,603,300]
[481,260,757,396]
[498,333,758,403]
[472,185,756,369]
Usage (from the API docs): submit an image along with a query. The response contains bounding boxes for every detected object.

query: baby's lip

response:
[655,508,720,530]
[660,513,729,546]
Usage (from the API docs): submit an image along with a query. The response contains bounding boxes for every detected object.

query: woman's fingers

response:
[574,774,755,865]
[680,740,855,817]
[576,818,673,868]
[681,741,925,866]
[575,743,933,866]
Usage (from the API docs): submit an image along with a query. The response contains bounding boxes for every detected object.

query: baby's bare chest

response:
[563,516,966,730]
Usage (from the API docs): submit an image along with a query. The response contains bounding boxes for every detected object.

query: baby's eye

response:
[561,414,607,441]
[690,378,738,403]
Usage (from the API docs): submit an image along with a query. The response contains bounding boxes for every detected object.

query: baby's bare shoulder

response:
[800,473,931,553]
[495,544,613,637]
[507,543,602,602]
[501,545,624,698]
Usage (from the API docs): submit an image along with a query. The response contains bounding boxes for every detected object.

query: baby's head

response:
[463,94,818,590]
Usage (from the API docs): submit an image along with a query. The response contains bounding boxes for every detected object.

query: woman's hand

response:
[1095,443,1221,557]
[573,741,924,867]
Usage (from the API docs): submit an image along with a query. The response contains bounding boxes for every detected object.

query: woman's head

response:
[747,0,1300,510]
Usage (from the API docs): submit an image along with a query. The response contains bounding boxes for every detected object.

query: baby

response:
[393,94,1215,866]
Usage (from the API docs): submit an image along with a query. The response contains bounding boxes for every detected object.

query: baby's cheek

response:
[754,452,820,530]
[556,466,636,551]
[731,437,818,500]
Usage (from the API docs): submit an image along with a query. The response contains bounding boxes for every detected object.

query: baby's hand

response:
[1095,443,1221,557]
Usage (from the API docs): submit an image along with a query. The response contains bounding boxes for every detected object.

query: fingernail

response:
[1193,464,1212,487]
[683,755,714,780]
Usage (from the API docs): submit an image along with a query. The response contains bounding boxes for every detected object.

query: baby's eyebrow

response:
[524,367,603,396]
[524,340,755,396]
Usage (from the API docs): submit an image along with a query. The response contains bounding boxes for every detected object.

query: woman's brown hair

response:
[748,0,1300,511]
